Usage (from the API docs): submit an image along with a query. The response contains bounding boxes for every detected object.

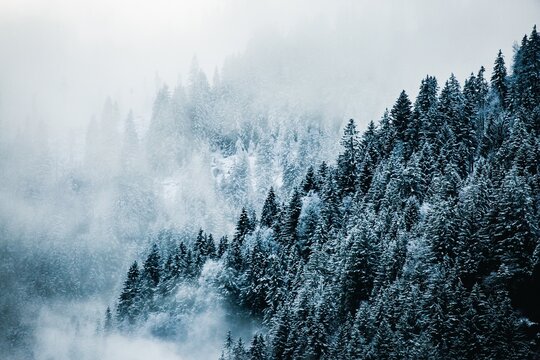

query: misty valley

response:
[1,5,540,360]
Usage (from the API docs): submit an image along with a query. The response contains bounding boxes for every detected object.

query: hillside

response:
[108,26,540,360]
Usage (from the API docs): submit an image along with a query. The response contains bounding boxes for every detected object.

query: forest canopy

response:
[107,26,540,360]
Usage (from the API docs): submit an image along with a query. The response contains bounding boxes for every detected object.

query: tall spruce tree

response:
[260,187,279,228]
[117,261,141,326]
[337,119,360,195]
[234,208,252,244]
[390,90,413,144]
[491,50,508,108]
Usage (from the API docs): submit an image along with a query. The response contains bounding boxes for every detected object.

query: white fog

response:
[1,1,539,359]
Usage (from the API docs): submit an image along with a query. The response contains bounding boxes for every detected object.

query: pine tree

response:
[492,170,538,281]
[491,50,508,108]
[117,261,141,326]
[480,113,508,158]
[271,307,291,360]
[438,74,465,129]
[319,178,341,231]
[331,315,353,360]
[226,238,244,272]
[146,85,178,174]
[188,56,212,136]
[223,331,234,360]
[511,26,540,112]
[162,253,177,284]
[138,243,162,314]
[242,239,269,314]
[357,121,379,193]
[120,110,141,174]
[248,334,267,360]
[509,25,540,113]
[234,208,252,244]
[282,189,303,246]
[304,297,331,359]
[483,289,532,359]
[195,229,207,257]
[414,75,439,145]
[217,236,229,258]
[255,135,276,204]
[317,161,329,189]
[233,338,247,360]
[337,119,360,195]
[391,90,413,143]
[301,166,318,194]
[225,145,250,207]
[175,242,190,277]
[104,306,113,333]
[454,175,492,285]
[206,233,217,259]
[142,243,161,287]
[426,198,459,262]
[340,226,379,315]
[260,187,279,228]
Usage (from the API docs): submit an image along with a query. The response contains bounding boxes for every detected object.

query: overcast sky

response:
[1,0,539,134]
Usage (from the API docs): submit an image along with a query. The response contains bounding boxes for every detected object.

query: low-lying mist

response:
[1,1,539,359]
[31,260,259,360]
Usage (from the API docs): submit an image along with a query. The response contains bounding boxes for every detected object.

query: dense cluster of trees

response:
[143,57,334,207]
[108,27,540,358]
[73,54,335,245]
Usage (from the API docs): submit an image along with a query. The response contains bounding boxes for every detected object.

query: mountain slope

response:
[109,26,540,359]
